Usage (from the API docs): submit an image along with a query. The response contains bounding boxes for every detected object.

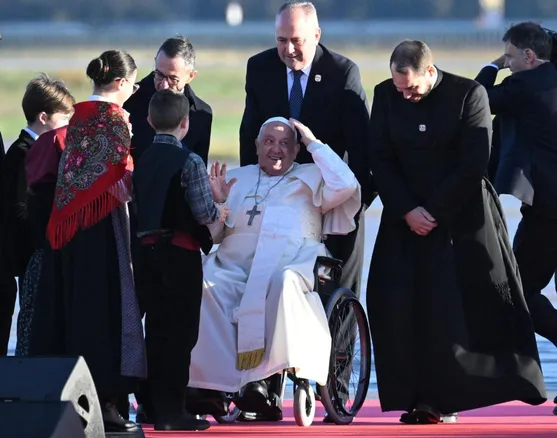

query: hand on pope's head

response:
[289,118,317,147]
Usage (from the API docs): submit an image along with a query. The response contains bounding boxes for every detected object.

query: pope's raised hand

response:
[209,161,237,203]
[289,118,317,147]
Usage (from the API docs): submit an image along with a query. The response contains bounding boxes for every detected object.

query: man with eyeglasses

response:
[123,36,212,425]
[124,35,212,165]
[476,22,557,395]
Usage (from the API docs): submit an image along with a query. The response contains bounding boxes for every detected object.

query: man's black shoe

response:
[102,403,138,432]
[154,412,210,431]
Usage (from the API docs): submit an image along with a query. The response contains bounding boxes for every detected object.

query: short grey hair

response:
[276,1,318,20]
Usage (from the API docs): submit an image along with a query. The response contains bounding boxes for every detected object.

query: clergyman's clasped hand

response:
[404,206,437,236]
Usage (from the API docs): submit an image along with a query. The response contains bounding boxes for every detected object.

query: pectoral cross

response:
[246,204,261,226]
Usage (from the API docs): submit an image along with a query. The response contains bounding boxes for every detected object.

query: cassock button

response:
[419,124,426,132]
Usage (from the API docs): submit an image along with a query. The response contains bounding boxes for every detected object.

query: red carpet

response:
[142,400,556,437]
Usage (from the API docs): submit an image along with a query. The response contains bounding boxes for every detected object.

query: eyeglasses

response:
[116,77,139,94]
[153,69,185,87]
[123,78,140,94]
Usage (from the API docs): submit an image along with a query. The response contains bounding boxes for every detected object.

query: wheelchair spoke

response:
[326,295,371,417]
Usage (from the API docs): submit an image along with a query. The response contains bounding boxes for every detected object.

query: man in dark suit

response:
[124,36,212,165]
[124,35,213,424]
[237,1,372,422]
[0,74,74,356]
[239,1,373,303]
[475,22,557,349]
[0,35,3,168]
[0,131,4,167]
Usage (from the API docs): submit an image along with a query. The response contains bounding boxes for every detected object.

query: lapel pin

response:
[419,124,426,132]
[314,74,322,82]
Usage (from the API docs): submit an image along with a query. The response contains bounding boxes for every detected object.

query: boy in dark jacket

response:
[133,89,227,431]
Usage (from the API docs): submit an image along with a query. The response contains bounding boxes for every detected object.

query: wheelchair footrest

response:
[233,387,282,414]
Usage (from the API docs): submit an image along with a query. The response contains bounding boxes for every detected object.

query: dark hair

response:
[22,73,75,124]
[544,28,557,67]
[148,89,190,132]
[277,1,317,17]
[86,50,137,88]
[503,22,552,61]
[390,40,433,75]
[157,36,196,70]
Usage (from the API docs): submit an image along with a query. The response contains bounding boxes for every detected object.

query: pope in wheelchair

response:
[187,117,365,425]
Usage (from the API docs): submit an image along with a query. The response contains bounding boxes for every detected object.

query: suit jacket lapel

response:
[183,84,199,148]
[300,45,324,121]
[270,51,290,117]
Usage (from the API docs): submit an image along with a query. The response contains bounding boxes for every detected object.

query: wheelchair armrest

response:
[315,256,343,270]
[314,256,343,291]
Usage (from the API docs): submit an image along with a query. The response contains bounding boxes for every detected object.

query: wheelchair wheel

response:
[293,381,315,427]
[319,288,372,425]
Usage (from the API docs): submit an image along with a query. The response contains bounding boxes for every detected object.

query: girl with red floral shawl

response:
[45,50,146,433]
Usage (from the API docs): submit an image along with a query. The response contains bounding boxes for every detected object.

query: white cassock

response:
[188,140,361,393]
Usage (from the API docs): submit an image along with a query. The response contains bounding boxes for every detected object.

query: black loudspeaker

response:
[0,356,104,437]
[0,401,86,438]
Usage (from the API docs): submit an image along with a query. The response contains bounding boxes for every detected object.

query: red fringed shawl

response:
[46,101,134,250]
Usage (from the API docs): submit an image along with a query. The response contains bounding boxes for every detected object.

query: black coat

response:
[367,70,546,413]
[476,63,557,218]
[239,44,374,205]
[0,130,35,276]
[124,73,213,165]
[0,131,5,168]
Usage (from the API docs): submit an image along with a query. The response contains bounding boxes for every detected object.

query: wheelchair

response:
[187,256,372,427]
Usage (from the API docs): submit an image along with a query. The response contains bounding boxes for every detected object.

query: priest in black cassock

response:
[366,40,546,425]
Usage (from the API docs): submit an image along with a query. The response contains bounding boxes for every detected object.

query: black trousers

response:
[135,238,203,419]
[0,273,22,356]
[324,206,365,298]
[513,206,557,347]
